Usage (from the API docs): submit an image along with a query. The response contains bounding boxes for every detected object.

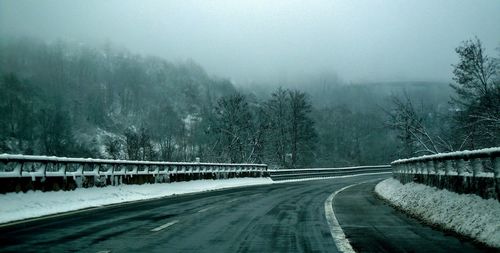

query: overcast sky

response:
[1,0,499,85]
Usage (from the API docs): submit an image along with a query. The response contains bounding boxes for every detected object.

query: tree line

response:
[0,38,317,168]
[1,37,497,168]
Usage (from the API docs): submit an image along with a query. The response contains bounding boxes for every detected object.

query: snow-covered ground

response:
[0,178,274,225]
[375,178,500,248]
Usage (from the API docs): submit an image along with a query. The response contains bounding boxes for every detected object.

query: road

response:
[0,174,495,253]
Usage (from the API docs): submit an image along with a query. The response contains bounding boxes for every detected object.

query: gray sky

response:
[1,0,499,85]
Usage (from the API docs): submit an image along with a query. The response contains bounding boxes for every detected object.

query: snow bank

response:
[375,178,500,248]
[0,178,273,224]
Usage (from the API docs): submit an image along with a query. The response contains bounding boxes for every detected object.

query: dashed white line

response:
[197,207,213,213]
[96,251,111,253]
[150,220,179,232]
[226,198,239,204]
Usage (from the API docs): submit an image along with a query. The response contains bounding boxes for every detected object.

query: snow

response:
[392,147,500,164]
[0,178,274,224]
[375,178,500,248]
[0,153,267,167]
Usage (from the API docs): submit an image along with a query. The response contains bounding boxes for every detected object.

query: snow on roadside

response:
[0,178,273,224]
[375,178,500,248]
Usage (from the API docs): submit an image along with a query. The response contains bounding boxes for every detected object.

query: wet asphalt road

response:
[0,174,495,253]
[334,181,496,253]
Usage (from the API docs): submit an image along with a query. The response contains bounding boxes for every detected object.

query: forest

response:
[0,37,499,168]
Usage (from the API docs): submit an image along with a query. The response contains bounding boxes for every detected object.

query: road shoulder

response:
[332,180,495,253]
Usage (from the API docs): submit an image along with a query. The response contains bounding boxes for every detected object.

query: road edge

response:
[374,178,500,249]
[324,178,385,253]
[0,179,274,229]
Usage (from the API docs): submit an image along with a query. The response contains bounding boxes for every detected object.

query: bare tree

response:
[288,90,316,168]
[264,88,291,167]
[124,127,140,160]
[211,93,254,163]
[451,38,500,149]
[452,38,497,104]
[386,94,451,157]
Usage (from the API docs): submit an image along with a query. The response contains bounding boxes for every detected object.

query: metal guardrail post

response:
[456,159,465,176]
[445,160,454,176]
[471,158,482,177]
[494,157,500,179]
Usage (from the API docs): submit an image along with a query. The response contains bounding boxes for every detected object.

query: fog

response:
[1,0,499,84]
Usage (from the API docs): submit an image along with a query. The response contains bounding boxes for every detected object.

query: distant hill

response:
[0,37,238,158]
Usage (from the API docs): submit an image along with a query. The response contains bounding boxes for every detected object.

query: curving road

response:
[0,174,495,253]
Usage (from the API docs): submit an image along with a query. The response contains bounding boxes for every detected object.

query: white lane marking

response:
[197,207,213,213]
[150,220,179,232]
[324,179,381,253]
[226,198,239,204]
[96,251,111,253]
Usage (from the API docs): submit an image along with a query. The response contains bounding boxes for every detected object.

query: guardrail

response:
[391,147,500,200]
[0,154,268,193]
[269,165,391,181]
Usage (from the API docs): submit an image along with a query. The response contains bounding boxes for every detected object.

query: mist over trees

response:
[0,37,498,168]
[387,38,500,156]
[0,37,237,160]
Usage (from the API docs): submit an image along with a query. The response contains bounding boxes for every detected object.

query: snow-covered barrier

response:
[391,147,500,200]
[0,154,268,193]
[269,165,391,180]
